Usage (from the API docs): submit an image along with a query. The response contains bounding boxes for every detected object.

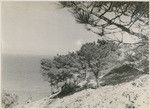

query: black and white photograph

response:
[1,1,149,108]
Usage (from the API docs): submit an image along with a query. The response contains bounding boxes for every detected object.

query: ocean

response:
[1,54,53,105]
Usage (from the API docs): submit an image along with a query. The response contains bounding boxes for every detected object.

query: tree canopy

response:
[41,40,120,88]
[77,40,119,87]
[41,52,82,90]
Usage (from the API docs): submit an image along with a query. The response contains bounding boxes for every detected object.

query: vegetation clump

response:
[1,90,19,108]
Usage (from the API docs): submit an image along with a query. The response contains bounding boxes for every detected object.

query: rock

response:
[132,82,136,86]
[88,80,97,89]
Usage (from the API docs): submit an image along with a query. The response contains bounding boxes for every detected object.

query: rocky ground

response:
[23,74,149,108]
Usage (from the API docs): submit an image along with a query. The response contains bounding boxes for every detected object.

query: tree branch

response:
[72,3,147,39]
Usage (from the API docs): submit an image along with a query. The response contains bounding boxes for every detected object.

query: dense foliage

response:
[77,40,119,87]
[41,40,120,89]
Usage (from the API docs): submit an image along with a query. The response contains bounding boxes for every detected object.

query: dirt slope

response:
[23,74,149,108]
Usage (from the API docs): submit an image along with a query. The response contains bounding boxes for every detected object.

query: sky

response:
[1,1,139,57]
[1,1,99,56]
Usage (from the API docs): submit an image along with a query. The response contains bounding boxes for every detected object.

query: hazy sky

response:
[1,1,99,56]
[2,1,139,56]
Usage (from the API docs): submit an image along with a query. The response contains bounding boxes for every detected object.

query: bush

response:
[61,83,78,94]
[1,90,19,108]
[55,83,80,98]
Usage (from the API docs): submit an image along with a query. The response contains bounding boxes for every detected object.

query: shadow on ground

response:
[100,64,145,86]
[52,84,87,99]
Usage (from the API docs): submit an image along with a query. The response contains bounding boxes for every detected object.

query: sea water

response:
[1,54,52,105]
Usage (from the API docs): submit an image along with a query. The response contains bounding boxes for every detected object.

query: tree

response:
[53,53,82,83]
[41,59,60,94]
[41,40,120,89]
[77,40,119,87]
[41,52,83,93]
[1,90,19,108]
[59,1,149,59]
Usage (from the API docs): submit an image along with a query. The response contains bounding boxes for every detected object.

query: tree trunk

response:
[96,77,99,88]
[94,71,99,88]
[50,85,52,95]
[50,78,53,95]
[85,69,87,79]
[56,83,59,90]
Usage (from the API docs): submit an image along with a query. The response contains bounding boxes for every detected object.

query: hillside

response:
[23,74,149,108]
[21,43,149,108]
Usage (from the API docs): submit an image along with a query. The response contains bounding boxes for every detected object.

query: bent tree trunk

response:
[49,78,53,95]
[50,84,53,95]
[94,72,99,88]
[96,77,99,88]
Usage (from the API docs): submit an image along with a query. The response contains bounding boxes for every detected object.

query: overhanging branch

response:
[72,3,147,39]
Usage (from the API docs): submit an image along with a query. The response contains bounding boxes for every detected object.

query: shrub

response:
[1,90,19,108]
[55,83,80,98]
